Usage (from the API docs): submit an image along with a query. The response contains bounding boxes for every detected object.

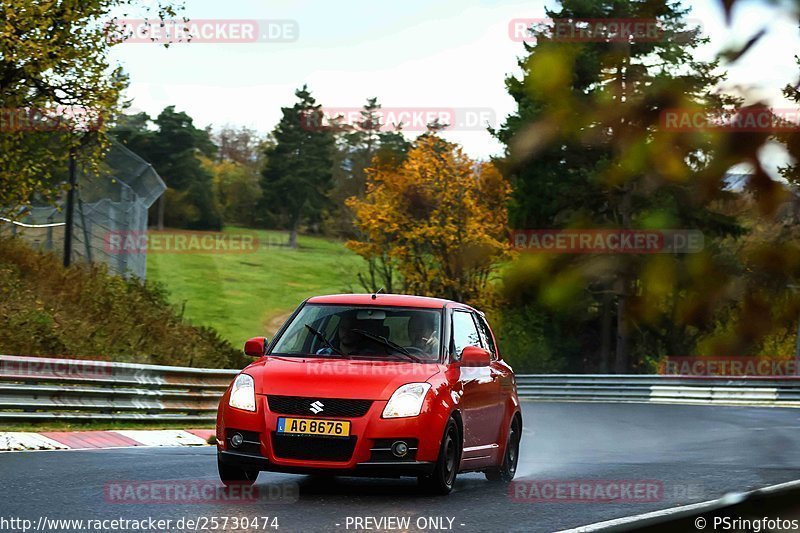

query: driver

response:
[408,313,439,356]
[336,312,362,355]
[315,312,362,356]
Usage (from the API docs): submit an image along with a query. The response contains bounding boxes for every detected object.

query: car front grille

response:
[271,433,357,462]
[267,395,373,417]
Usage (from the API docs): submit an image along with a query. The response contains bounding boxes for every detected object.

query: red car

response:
[216,293,521,494]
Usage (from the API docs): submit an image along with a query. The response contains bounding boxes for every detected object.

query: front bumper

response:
[218,450,435,477]
[217,394,447,476]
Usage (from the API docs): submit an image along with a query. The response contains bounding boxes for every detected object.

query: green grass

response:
[147,228,366,346]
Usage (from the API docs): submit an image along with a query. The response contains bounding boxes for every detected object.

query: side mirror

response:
[244,337,268,357]
[459,346,491,367]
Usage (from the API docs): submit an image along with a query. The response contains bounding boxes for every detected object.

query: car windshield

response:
[270,304,442,362]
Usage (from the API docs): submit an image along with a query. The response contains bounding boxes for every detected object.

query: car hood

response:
[242,356,443,400]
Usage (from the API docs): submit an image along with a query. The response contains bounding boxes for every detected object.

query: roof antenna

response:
[371,287,384,300]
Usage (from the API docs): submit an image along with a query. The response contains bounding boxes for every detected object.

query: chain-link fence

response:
[0,140,165,280]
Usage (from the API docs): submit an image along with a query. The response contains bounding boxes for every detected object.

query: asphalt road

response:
[3,402,800,533]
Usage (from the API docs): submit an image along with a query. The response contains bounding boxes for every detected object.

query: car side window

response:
[475,314,497,360]
[451,310,482,359]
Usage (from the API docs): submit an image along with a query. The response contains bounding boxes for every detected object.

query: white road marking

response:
[554,497,738,532]
[113,430,208,447]
[556,478,800,532]
[0,432,69,451]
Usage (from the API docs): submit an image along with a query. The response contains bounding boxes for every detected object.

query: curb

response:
[0,429,215,452]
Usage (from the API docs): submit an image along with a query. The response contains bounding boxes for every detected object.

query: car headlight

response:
[382,383,431,418]
[229,373,256,412]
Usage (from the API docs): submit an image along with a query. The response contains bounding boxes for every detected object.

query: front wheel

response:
[419,418,461,495]
[485,416,521,483]
[218,455,259,486]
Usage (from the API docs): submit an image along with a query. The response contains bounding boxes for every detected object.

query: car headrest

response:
[359,321,390,339]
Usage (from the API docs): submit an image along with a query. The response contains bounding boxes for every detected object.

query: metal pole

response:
[786,285,800,375]
[77,197,93,263]
[46,212,54,251]
[63,148,77,267]
[794,314,800,375]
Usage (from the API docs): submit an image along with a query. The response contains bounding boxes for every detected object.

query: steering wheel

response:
[401,346,428,356]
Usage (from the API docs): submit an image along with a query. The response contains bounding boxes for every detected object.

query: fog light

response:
[230,433,244,448]
[391,441,409,458]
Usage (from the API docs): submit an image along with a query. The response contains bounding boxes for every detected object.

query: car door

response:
[474,313,513,444]
[451,309,500,461]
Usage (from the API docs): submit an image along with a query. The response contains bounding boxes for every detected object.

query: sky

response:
[109,0,800,161]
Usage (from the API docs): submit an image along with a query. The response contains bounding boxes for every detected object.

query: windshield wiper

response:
[304,324,346,357]
[351,329,424,362]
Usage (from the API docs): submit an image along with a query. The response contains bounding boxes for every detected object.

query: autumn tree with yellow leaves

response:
[346,135,510,306]
[1,0,181,218]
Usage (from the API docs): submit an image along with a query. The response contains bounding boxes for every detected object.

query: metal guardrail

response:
[2,356,800,422]
[0,355,237,422]
[516,374,800,407]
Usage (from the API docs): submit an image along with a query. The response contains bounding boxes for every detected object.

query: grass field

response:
[147,228,366,346]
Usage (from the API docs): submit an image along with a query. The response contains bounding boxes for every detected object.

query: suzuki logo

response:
[309,400,324,414]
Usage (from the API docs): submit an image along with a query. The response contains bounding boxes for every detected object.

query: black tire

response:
[419,418,461,495]
[217,455,259,486]
[485,416,521,483]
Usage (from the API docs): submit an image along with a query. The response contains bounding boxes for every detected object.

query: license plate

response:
[276,417,351,437]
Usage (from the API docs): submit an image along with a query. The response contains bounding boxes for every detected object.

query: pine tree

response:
[328,98,410,238]
[257,86,335,247]
[112,107,222,230]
